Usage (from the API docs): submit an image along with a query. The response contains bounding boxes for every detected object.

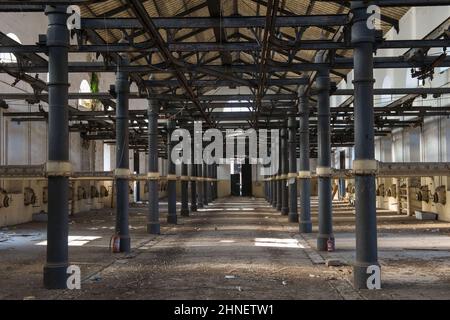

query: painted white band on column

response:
[114,168,130,178]
[353,159,378,174]
[287,172,297,179]
[45,161,72,176]
[180,176,190,181]
[316,166,332,177]
[298,171,311,178]
[166,174,177,181]
[147,172,160,180]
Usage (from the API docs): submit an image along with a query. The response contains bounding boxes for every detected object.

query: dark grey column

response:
[197,164,204,208]
[281,126,289,215]
[114,50,131,253]
[167,119,177,224]
[352,1,380,289]
[298,89,312,233]
[207,164,213,203]
[134,150,140,202]
[271,174,276,207]
[288,113,299,222]
[316,55,334,251]
[147,99,160,234]
[276,135,282,211]
[43,5,70,289]
[190,136,197,212]
[180,160,189,216]
[214,163,218,200]
[203,163,209,205]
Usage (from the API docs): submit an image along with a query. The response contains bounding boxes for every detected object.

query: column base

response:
[276,204,282,211]
[288,212,298,223]
[147,223,160,234]
[317,233,334,251]
[353,262,381,290]
[43,263,69,289]
[272,202,277,208]
[119,235,131,253]
[167,215,177,224]
[281,207,289,215]
[180,209,190,217]
[190,204,197,212]
[299,220,312,233]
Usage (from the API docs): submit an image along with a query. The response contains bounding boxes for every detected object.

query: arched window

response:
[78,79,92,109]
[0,33,21,63]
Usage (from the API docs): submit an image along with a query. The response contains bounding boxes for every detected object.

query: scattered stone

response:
[225,275,236,279]
[236,286,242,292]
[23,296,36,300]
[282,280,287,286]
[325,259,346,267]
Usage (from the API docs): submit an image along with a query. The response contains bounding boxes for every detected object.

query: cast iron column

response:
[298,89,312,233]
[190,135,197,212]
[167,119,177,224]
[207,164,213,203]
[352,1,380,289]
[134,150,140,202]
[43,5,70,289]
[276,134,282,211]
[272,169,277,208]
[288,113,299,222]
[114,50,131,253]
[203,162,209,206]
[197,163,204,208]
[316,55,333,251]
[281,126,289,215]
[180,158,189,216]
[147,99,160,234]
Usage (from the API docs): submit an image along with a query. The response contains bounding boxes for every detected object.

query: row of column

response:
[264,1,379,289]
[45,2,377,290]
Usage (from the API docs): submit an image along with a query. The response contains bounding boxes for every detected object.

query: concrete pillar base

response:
[317,234,334,251]
[288,213,298,223]
[281,207,289,215]
[167,215,177,224]
[190,204,197,212]
[147,223,160,234]
[299,221,312,233]
[118,236,131,253]
[180,209,190,217]
[43,263,69,289]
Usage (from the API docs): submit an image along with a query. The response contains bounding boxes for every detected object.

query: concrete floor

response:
[1,196,450,300]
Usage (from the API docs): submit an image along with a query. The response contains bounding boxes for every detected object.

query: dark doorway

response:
[230,174,240,196]
[241,163,252,196]
[338,150,346,199]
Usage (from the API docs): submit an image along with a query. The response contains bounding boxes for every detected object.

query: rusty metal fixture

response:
[345,182,354,194]
[100,185,109,197]
[0,188,11,208]
[376,184,385,196]
[144,181,149,193]
[90,185,99,198]
[43,186,48,204]
[24,187,36,206]
[433,185,447,205]
[77,186,87,200]
[415,185,429,203]
[69,186,74,201]
[129,184,134,195]
[386,184,397,198]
